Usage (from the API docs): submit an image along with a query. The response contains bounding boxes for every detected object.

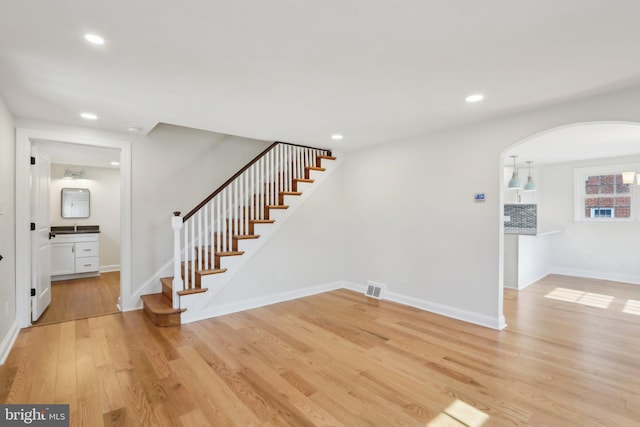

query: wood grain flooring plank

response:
[115,369,157,426]
[2,274,639,426]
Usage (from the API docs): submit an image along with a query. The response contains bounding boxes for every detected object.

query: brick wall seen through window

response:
[584,174,631,218]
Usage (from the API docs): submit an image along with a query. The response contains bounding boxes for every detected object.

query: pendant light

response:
[508,155,521,189]
[523,161,536,192]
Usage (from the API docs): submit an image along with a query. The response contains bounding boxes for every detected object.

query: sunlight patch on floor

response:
[544,287,614,309]
[623,299,640,316]
[427,400,489,427]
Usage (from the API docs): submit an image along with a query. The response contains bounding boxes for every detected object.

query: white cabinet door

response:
[51,243,75,276]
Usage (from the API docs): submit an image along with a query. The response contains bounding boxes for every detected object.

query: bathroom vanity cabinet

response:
[51,232,100,281]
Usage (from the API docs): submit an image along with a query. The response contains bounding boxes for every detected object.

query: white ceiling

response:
[505,123,640,166]
[35,140,120,169]
[2,1,640,154]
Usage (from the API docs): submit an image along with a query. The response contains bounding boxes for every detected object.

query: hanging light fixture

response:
[508,155,521,189]
[523,161,536,191]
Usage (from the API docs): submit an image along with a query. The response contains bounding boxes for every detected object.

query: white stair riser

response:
[266,208,288,221]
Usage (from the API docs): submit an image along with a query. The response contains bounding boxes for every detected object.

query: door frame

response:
[15,128,132,328]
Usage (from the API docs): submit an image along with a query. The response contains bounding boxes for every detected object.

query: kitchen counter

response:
[504,228,562,236]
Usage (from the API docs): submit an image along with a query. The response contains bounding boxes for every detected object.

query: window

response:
[574,164,639,221]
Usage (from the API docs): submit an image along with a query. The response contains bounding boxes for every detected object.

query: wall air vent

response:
[365,281,384,299]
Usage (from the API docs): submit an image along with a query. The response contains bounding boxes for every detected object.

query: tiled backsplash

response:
[504,204,537,231]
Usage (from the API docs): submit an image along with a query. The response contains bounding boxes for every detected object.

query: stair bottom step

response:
[141,293,185,327]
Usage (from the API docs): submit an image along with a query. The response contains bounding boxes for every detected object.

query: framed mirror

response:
[61,188,90,218]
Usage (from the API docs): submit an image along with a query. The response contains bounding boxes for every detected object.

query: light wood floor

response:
[33,272,120,326]
[2,274,639,426]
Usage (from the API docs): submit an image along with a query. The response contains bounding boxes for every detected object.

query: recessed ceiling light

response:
[465,94,484,103]
[331,134,343,140]
[80,112,98,120]
[110,161,120,166]
[127,126,142,133]
[84,33,105,45]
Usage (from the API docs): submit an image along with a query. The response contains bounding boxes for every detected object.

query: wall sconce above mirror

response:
[61,188,90,218]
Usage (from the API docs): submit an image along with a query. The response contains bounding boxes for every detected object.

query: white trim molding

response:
[0,321,20,366]
[550,267,640,285]
[15,128,132,327]
[345,281,506,330]
[181,281,345,324]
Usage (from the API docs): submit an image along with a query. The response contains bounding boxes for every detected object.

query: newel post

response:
[171,211,184,309]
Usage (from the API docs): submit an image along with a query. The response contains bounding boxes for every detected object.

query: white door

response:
[31,146,52,321]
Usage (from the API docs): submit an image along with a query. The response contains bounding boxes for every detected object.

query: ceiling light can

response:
[465,94,484,103]
[80,112,98,120]
[84,33,105,45]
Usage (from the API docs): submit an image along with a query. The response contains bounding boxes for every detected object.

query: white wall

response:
[0,94,17,364]
[211,165,345,306]
[343,85,640,329]
[14,119,271,312]
[9,84,640,334]
[49,164,121,270]
[538,155,640,283]
[130,124,270,295]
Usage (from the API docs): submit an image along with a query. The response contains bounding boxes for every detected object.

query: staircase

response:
[141,142,336,326]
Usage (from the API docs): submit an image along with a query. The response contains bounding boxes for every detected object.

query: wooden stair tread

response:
[214,251,244,257]
[306,166,326,171]
[293,178,314,183]
[198,268,227,275]
[233,234,260,240]
[266,205,289,209]
[141,293,186,314]
[250,219,275,224]
[281,191,302,196]
[177,288,209,296]
[317,155,336,160]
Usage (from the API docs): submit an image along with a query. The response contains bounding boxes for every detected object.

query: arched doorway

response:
[500,121,640,323]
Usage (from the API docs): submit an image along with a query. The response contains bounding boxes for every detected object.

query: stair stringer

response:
[179,153,343,324]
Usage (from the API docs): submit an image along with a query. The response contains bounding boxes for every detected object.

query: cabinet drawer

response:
[75,257,99,273]
[76,241,99,257]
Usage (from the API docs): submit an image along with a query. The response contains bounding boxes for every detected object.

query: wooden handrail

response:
[182,141,331,221]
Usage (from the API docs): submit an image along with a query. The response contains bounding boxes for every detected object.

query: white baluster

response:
[197,210,202,273]
[190,216,196,288]
[183,220,189,290]
[171,213,183,309]
[203,204,209,270]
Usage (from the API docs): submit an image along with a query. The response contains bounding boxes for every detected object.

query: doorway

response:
[500,121,640,324]
[15,128,132,328]
[32,141,122,325]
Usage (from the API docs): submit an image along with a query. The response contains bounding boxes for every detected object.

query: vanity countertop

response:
[51,225,100,234]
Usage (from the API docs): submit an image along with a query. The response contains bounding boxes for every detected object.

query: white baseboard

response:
[550,267,640,285]
[518,272,549,290]
[181,281,344,324]
[100,264,120,273]
[341,281,505,330]
[386,291,506,330]
[0,321,20,366]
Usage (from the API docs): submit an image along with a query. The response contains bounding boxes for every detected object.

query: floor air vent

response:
[365,282,384,299]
